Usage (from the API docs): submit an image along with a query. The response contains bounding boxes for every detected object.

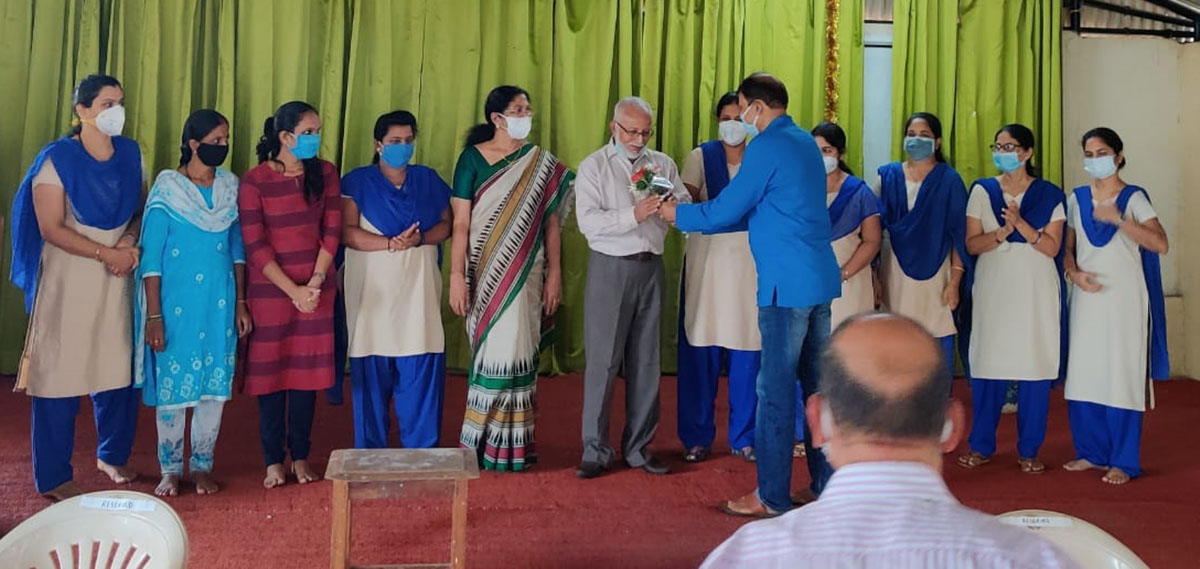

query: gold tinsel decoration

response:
[824,0,840,123]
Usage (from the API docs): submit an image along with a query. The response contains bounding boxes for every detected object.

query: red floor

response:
[1,375,1198,568]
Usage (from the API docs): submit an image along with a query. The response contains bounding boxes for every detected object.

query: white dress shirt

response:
[701,461,1080,569]
[575,142,689,257]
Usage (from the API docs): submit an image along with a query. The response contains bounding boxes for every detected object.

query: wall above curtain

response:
[0,0,864,375]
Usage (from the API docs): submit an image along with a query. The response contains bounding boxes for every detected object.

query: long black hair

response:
[995,123,1038,177]
[904,112,946,163]
[371,110,418,165]
[70,74,122,137]
[812,121,855,175]
[1081,127,1127,169]
[179,109,228,167]
[256,101,323,203]
[465,85,529,147]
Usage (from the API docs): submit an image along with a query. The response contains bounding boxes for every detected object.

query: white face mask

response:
[718,120,747,146]
[823,155,840,175]
[502,114,532,140]
[92,105,126,137]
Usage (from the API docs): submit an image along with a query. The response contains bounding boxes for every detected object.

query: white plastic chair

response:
[0,490,188,569]
[996,509,1148,569]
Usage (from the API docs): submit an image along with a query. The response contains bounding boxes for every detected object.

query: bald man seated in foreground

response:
[701,313,1079,569]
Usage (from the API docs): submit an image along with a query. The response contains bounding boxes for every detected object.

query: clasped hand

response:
[388,222,422,252]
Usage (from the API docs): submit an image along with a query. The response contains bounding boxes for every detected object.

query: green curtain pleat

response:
[891,0,1062,186]
[0,0,106,372]
[0,0,864,375]
[890,0,959,160]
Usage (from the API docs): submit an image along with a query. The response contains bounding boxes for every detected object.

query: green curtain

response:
[891,0,1062,186]
[0,0,862,375]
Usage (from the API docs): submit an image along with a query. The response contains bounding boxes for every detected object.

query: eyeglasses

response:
[989,143,1023,152]
[616,122,654,139]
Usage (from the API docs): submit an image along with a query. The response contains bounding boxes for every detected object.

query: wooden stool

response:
[326,448,480,569]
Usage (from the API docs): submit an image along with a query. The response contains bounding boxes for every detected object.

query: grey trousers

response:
[581,251,665,467]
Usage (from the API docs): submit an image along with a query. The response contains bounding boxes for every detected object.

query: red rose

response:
[631,168,645,183]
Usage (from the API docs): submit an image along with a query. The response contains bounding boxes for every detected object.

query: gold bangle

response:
[94,247,103,261]
[950,265,965,273]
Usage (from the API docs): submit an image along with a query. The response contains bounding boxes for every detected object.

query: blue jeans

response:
[754,303,834,513]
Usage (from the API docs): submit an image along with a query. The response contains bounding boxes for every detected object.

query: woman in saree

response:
[449,85,573,472]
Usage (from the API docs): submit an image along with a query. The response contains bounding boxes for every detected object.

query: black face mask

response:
[196,143,229,167]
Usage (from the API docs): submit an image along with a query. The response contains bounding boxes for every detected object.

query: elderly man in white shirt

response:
[701,313,1079,569]
[575,96,690,479]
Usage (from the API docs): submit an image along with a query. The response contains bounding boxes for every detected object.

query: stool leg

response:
[331,480,351,569]
[451,479,469,569]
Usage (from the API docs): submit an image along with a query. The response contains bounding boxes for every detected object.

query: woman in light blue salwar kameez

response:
[134,109,252,497]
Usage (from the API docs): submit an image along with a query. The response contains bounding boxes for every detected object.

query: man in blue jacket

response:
[660,72,840,517]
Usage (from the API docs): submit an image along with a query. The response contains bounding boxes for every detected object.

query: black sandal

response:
[685,446,711,462]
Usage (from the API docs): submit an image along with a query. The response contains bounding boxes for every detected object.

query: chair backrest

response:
[996,509,1148,569]
[0,490,188,569]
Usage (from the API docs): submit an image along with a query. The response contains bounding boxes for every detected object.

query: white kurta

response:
[1064,190,1157,411]
[966,183,1065,381]
[876,178,956,337]
[828,191,875,329]
[680,147,760,351]
[343,217,445,358]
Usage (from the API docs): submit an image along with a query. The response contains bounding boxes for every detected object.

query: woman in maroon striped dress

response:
[238,101,342,488]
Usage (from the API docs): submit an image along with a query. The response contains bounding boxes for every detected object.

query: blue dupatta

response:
[698,140,748,234]
[341,164,450,236]
[9,137,143,312]
[828,175,881,241]
[973,177,1069,381]
[1074,185,1169,380]
[878,162,969,281]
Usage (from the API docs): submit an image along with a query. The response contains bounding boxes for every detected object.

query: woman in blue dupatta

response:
[1063,128,1169,485]
[449,86,574,472]
[958,124,1066,475]
[134,109,251,497]
[341,110,452,450]
[803,121,881,458]
[676,92,761,464]
[875,112,969,379]
[9,75,144,501]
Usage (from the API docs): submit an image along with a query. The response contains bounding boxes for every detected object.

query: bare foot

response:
[155,474,181,497]
[41,480,84,502]
[292,460,321,484]
[263,463,287,489]
[1063,458,1104,472]
[97,459,138,484]
[1102,468,1132,485]
[192,472,220,495]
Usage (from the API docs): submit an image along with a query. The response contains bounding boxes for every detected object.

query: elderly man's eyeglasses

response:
[616,122,654,139]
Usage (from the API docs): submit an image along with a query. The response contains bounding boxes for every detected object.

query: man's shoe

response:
[576,461,607,479]
[639,456,671,475]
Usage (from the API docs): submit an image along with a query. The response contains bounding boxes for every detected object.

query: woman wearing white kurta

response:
[341,111,453,450]
[874,113,969,378]
[1063,127,1169,485]
[677,92,761,463]
[957,124,1066,475]
[812,122,881,329]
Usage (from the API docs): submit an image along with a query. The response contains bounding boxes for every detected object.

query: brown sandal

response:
[956,452,990,469]
[1018,457,1046,474]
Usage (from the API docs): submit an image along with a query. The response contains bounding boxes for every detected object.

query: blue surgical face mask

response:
[739,104,760,138]
[992,151,1022,174]
[380,142,414,168]
[1083,155,1118,180]
[289,132,321,160]
[903,136,936,161]
[612,137,645,161]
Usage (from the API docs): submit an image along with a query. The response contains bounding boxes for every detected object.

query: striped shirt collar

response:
[817,461,957,504]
